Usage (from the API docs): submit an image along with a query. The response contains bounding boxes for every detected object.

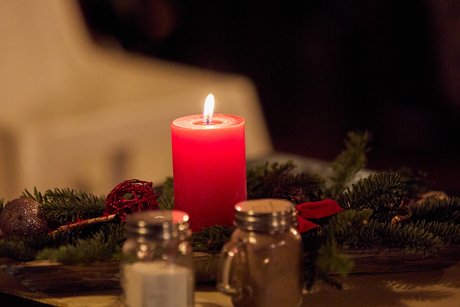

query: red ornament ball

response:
[105,179,159,221]
[0,198,48,237]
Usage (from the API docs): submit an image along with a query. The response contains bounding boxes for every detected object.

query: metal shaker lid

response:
[234,199,295,233]
[126,210,190,240]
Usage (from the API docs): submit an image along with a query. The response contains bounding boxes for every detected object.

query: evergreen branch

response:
[329,130,372,196]
[22,187,45,203]
[36,223,125,264]
[328,209,445,256]
[0,234,56,261]
[155,177,174,210]
[0,222,123,261]
[411,220,460,244]
[247,161,325,203]
[338,172,404,214]
[23,188,106,225]
[329,209,374,248]
[409,196,460,224]
[0,239,38,261]
[316,238,354,277]
[191,226,234,253]
[349,220,445,256]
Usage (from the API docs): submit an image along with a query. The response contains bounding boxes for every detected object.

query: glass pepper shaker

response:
[120,210,194,307]
[217,199,304,307]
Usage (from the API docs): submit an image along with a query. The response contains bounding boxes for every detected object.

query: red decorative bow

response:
[296,199,343,233]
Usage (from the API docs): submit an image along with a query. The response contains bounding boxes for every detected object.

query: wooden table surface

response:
[1,260,459,307]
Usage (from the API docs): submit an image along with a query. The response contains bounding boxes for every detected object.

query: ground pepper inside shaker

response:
[218,198,304,307]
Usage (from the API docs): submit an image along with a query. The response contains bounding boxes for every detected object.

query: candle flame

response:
[203,93,215,124]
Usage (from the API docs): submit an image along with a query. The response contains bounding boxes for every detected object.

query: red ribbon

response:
[296,199,343,233]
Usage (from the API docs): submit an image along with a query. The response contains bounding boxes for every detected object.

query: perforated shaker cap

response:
[125,210,190,240]
[234,199,296,233]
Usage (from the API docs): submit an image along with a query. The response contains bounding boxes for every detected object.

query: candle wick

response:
[204,115,212,125]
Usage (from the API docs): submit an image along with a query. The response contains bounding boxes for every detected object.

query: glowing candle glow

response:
[171,94,247,231]
[203,93,214,124]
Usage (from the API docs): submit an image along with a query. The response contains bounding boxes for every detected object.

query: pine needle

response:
[409,196,460,224]
[155,177,174,210]
[316,239,354,277]
[411,220,460,244]
[0,239,37,261]
[191,226,234,253]
[329,209,374,248]
[354,220,445,256]
[0,234,56,261]
[338,172,404,212]
[247,161,325,203]
[329,130,372,196]
[36,223,125,264]
[23,188,106,225]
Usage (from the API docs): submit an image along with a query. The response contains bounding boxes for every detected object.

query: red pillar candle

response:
[171,94,247,231]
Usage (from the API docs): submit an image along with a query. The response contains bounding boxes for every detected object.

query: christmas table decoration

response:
[0,131,459,293]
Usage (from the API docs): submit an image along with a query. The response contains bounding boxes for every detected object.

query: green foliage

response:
[329,211,445,256]
[328,209,374,248]
[373,221,444,256]
[23,187,105,225]
[247,161,325,203]
[329,130,371,196]
[410,220,460,244]
[0,240,38,261]
[409,196,460,224]
[0,234,56,261]
[36,223,124,264]
[155,177,174,210]
[191,225,234,253]
[338,172,404,213]
[316,239,354,277]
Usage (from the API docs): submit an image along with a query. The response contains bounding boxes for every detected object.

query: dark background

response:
[77,0,460,194]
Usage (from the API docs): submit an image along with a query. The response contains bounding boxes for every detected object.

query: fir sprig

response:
[23,188,106,225]
[328,208,447,256]
[329,209,374,248]
[0,234,56,261]
[36,223,125,264]
[316,238,354,277]
[155,177,174,210]
[409,196,460,224]
[374,221,445,256]
[247,161,325,203]
[410,220,460,244]
[338,172,404,213]
[329,130,371,196]
[0,239,38,261]
[191,226,234,253]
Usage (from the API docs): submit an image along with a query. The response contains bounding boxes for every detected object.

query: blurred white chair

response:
[0,0,272,198]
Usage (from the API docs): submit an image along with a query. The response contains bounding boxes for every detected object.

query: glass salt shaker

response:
[121,210,194,307]
[217,198,304,307]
